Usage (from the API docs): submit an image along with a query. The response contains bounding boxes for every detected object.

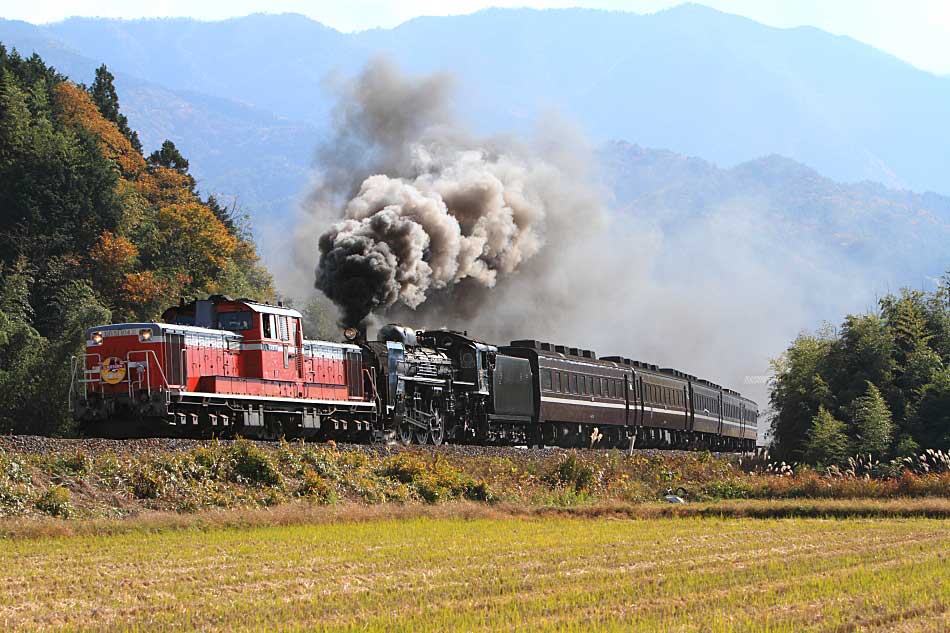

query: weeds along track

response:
[6,435,950,526]
[0,435,701,459]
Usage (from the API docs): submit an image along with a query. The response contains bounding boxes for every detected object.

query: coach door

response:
[164,333,185,386]
[685,384,694,432]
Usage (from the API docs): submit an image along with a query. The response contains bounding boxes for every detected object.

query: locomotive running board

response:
[172,391,376,407]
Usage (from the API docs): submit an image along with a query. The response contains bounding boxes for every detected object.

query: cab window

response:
[218,311,253,332]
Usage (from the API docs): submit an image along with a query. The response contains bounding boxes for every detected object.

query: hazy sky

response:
[2,1,949,75]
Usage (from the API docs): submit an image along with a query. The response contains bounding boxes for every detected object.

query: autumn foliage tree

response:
[0,46,275,434]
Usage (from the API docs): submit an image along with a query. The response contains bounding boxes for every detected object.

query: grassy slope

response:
[6,439,950,524]
[3,515,950,631]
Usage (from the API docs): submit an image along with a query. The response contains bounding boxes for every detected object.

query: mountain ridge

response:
[0,7,947,286]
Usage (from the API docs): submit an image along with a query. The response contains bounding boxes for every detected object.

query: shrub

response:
[192,445,226,474]
[54,451,92,477]
[297,468,338,505]
[550,453,597,491]
[702,479,754,500]
[35,486,72,518]
[301,446,342,480]
[130,465,162,499]
[229,439,282,487]
[381,454,493,503]
[0,481,31,517]
[381,453,429,484]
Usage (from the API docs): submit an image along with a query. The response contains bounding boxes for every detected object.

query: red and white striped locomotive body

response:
[73,295,375,439]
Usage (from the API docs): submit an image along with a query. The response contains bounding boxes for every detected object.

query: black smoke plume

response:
[311,60,585,327]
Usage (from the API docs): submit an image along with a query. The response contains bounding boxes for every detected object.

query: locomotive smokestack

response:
[342,323,368,344]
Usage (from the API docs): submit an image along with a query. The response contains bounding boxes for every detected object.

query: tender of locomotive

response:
[72,295,758,451]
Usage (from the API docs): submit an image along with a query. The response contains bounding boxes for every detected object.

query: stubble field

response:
[3,514,949,632]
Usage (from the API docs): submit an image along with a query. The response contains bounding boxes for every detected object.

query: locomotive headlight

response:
[343,327,358,341]
[91,332,103,345]
[139,329,152,342]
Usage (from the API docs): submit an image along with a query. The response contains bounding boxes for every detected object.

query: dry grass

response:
[5,497,950,540]
[2,513,950,632]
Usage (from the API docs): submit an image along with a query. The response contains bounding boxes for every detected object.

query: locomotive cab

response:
[418,329,496,394]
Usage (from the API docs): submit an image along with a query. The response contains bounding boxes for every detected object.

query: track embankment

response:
[3,435,950,532]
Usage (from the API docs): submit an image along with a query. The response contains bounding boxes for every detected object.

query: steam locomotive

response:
[71,295,758,451]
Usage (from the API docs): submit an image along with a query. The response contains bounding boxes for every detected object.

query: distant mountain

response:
[1,6,948,280]
[601,140,950,285]
[20,6,950,196]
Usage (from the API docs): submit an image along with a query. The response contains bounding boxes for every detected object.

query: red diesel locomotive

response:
[73,295,375,439]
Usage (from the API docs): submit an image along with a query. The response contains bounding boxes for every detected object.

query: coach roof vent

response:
[554,344,567,354]
[568,347,580,356]
[580,349,597,359]
[510,339,542,350]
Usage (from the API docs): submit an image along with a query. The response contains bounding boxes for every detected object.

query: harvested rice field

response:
[2,515,949,632]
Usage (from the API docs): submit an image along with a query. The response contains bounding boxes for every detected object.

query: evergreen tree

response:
[826,313,896,419]
[848,381,894,457]
[804,406,850,467]
[88,65,142,153]
[206,194,238,233]
[912,369,950,450]
[769,330,834,461]
[147,139,190,173]
[922,275,950,363]
[901,345,943,413]
[0,261,47,434]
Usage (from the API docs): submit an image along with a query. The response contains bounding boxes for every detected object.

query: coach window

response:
[541,369,553,391]
[262,314,273,339]
[594,378,602,397]
[554,371,562,392]
[569,373,577,394]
